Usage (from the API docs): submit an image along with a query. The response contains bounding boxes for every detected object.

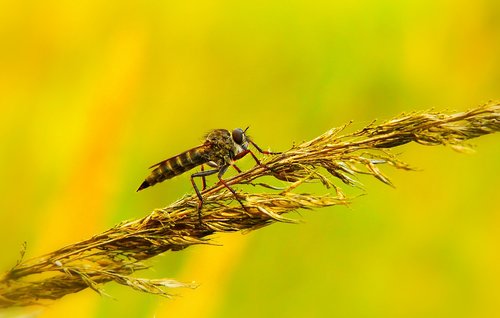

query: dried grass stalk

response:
[1,101,499,308]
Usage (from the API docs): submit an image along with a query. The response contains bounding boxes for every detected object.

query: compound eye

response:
[232,128,244,144]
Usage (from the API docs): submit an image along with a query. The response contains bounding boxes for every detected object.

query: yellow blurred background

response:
[1,0,499,317]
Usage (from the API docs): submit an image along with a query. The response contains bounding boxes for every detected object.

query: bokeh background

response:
[1,0,499,317]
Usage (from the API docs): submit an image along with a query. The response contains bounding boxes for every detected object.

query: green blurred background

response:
[1,0,499,317]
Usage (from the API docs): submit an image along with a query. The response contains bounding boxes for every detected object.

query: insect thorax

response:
[204,129,237,166]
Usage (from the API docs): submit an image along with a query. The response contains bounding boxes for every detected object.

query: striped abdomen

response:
[137,146,208,191]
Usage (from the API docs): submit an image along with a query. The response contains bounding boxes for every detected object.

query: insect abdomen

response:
[137,147,207,191]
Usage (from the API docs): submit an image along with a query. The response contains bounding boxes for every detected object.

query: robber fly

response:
[137,127,279,219]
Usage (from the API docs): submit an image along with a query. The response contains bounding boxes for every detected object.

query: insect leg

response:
[233,149,249,161]
[249,139,282,155]
[233,139,281,165]
[233,148,263,166]
[203,161,219,190]
[200,165,207,190]
[191,169,219,223]
[235,141,281,177]
[236,149,261,166]
[232,164,242,173]
[217,164,249,213]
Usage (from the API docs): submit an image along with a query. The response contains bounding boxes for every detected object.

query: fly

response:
[137,127,279,220]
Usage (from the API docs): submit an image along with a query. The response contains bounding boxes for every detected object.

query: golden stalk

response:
[1,101,499,308]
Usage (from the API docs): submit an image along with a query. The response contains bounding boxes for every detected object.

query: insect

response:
[137,127,279,219]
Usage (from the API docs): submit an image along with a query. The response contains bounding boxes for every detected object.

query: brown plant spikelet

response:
[0,101,499,308]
